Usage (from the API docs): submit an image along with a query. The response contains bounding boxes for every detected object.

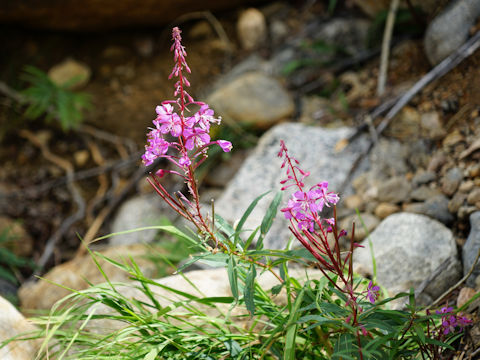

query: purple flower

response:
[366,281,380,304]
[442,315,457,335]
[154,104,182,137]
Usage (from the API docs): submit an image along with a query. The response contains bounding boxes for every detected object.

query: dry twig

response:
[377,0,400,96]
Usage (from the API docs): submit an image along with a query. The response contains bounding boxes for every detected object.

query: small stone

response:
[403,195,454,225]
[206,72,294,129]
[73,150,89,167]
[339,213,380,242]
[412,170,436,187]
[458,206,477,220]
[344,194,364,210]
[420,111,445,139]
[189,21,214,39]
[134,37,154,57]
[442,129,464,148]
[237,8,267,50]
[449,192,467,213]
[374,202,400,219]
[48,58,91,89]
[376,176,411,203]
[468,188,480,205]
[427,151,446,172]
[441,167,463,196]
[410,185,441,201]
[270,19,289,43]
[459,180,475,193]
[469,163,480,177]
[456,287,477,309]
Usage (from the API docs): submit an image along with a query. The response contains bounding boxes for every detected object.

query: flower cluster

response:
[278,140,339,233]
[142,27,232,172]
[435,306,471,335]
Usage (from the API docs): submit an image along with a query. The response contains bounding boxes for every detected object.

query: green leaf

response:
[271,284,283,296]
[143,347,159,360]
[284,288,305,360]
[224,339,242,357]
[235,190,270,246]
[244,264,256,316]
[227,255,239,300]
[257,191,283,249]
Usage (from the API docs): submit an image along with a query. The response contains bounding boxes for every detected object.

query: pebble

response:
[344,194,364,211]
[48,58,91,89]
[206,72,294,129]
[374,202,400,219]
[404,194,454,225]
[467,188,480,205]
[459,180,475,193]
[412,170,436,187]
[410,185,441,201]
[449,192,467,214]
[0,216,33,257]
[456,287,477,309]
[441,167,463,196]
[420,111,446,139]
[73,149,90,167]
[376,176,411,204]
[237,8,267,50]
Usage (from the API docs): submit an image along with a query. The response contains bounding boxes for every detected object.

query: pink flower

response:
[217,140,232,152]
[184,127,211,151]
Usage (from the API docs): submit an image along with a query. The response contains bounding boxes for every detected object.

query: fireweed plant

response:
[9,27,472,360]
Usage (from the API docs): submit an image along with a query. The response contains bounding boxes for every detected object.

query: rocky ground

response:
[1,0,480,358]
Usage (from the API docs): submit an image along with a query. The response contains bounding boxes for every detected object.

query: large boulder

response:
[19,244,163,311]
[354,213,461,303]
[215,123,369,249]
[0,296,40,360]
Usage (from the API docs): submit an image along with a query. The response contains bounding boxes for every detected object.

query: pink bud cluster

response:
[142,27,232,173]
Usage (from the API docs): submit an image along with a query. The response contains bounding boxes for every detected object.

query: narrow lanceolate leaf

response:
[284,288,305,360]
[244,264,257,316]
[257,191,283,249]
[227,255,239,300]
[144,347,159,360]
[235,190,271,246]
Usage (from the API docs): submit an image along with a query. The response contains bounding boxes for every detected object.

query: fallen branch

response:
[340,30,480,193]
[20,130,86,274]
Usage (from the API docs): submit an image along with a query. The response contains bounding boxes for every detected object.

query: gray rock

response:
[441,167,463,196]
[216,123,369,249]
[410,186,441,201]
[110,194,180,246]
[449,192,467,214]
[376,176,411,204]
[314,18,370,56]
[206,72,294,129]
[354,213,460,299]
[424,0,480,65]
[370,139,409,178]
[403,195,454,225]
[412,170,436,187]
[462,212,480,287]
